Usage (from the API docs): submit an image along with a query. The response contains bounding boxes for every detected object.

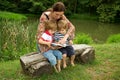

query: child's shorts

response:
[43,50,62,66]
[59,46,75,57]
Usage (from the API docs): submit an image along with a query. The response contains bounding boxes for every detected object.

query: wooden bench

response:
[20,44,95,76]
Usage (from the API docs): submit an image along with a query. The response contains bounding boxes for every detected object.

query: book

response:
[51,43,67,47]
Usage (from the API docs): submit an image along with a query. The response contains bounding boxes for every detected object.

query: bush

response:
[0,19,37,61]
[106,34,120,43]
[73,33,93,44]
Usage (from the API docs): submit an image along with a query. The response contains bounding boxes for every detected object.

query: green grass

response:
[0,43,120,80]
[0,11,27,21]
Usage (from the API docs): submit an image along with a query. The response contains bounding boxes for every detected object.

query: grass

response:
[0,43,120,80]
[0,11,27,21]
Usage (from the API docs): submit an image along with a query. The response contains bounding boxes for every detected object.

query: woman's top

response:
[36,11,75,42]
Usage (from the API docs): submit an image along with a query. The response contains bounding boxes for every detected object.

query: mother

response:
[36,2,75,67]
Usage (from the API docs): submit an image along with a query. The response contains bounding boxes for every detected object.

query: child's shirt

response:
[38,30,53,53]
[53,32,70,46]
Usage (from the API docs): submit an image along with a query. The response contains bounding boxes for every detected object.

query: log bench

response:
[20,44,95,76]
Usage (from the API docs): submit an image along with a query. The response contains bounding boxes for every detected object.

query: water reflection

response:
[71,19,120,43]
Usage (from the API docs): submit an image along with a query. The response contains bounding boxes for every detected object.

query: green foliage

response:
[0,0,17,11]
[29,2,46,14]
[0,19,37,61]
[89,0,120,23]
[106,34,120,43]
[0,11,27,21]
[17,0,33,13]
[97,4,117,23]
[73,33,93,44]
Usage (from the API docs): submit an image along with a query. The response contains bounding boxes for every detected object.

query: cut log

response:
[20,52,53,76]
[20,44,95,76]
[73,44,95,63]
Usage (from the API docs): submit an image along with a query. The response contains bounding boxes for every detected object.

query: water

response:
[71,19,120,43]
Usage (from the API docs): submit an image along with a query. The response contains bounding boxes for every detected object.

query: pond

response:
[71,19,120,43]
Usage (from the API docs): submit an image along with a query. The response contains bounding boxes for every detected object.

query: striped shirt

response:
[53,32,70,46]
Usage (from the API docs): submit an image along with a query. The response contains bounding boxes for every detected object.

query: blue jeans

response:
[43,50,62,66]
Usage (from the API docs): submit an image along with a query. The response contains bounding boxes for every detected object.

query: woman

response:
[36,2,75,68]
[36,2,75,45]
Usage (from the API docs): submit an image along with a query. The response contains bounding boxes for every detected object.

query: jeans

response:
[43,50,62,66]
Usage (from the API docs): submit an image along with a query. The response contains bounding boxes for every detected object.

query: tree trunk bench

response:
[20,44,95,76]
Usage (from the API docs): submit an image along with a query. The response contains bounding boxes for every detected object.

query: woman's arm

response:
[36,13,48,41]
[59,15,75,44]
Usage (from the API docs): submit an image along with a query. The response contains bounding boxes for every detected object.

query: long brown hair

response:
[52,2,66,12]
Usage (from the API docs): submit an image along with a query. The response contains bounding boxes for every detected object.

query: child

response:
[54,20,75,68]
[38,20,62,72]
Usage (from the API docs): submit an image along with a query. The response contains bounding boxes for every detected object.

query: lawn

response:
[0,43,120,80]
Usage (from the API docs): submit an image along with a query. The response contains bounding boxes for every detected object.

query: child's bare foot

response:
[53,66,58,73]
[63,64,67,68]
[57,66,61,72]
[71,63,75,66]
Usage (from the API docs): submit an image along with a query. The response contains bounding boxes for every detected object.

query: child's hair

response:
[44,20,57,31]
[57,20,68,31]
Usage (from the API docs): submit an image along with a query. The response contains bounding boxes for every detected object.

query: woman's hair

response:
[57,20,68,31]
[52,2,66,12]
[44,20,57,31]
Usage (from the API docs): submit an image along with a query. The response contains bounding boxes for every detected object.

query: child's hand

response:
[46,42,51,48]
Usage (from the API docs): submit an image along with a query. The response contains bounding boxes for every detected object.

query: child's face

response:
[48,30,56,34]
[59,29,66,34]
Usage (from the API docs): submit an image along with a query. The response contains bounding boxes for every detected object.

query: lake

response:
[71,19,120,43]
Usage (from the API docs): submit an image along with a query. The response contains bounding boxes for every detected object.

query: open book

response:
[51,43,67,47]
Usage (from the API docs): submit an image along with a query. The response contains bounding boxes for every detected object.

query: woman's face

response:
[52,11,64,20]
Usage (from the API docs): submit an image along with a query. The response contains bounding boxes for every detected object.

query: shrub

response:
[73,33,93,44]
[0,19,37,61]
[106,34,120,43]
